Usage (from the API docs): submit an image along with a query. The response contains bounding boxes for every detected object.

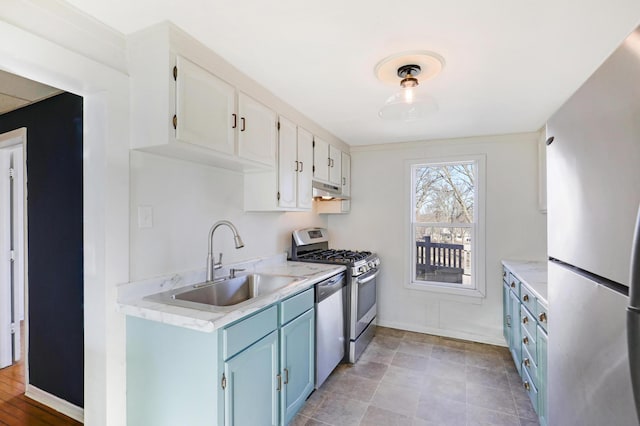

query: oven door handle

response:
[357,269,379,285]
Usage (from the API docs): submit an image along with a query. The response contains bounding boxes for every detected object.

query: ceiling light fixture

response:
[375,51,445,121]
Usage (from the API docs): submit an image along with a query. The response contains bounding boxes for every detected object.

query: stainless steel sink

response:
[145,273,300,309]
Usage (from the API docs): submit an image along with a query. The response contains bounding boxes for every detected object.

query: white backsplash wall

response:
[130,151,327,281]
[327,132,547,345]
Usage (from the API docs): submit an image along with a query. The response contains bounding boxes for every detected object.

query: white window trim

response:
[404,154,486,299]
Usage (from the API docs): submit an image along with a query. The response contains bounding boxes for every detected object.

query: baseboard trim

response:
[25,384,84,423]
[376,319,507,347]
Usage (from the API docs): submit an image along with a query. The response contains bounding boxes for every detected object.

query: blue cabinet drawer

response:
[520,304,537,338]
[522,341,539,387]
[223,305,278,360]
[508,273,521,297]
[521,323,537,363]
[522,363,539,413]
[520,285,536,317]
[280,287,314,325]
[536,299,548,332]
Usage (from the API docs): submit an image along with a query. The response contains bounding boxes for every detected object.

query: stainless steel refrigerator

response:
[546,27,640,426]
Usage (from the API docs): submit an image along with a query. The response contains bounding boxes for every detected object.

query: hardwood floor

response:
[0,323,81,425]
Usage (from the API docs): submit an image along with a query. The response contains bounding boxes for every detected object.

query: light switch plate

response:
[138,205,153,229]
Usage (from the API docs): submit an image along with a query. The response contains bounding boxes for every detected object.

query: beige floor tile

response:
[359,341,397,364]
[397,340,434,358]
[421,374,467,403]
[465,350,508,371]
[377,326,407,339]
[415,393,467,425]
[466,405,521,426]
[425,358,467,382]
[431,344,467,365]
[370,381,420,416]
[466,383,517,415]
[375,335,403,350]
[359,406,414,426]
[344,359,388,382]
[465,365,511,389]
[311,395,368,426]
[392,351,430,372]
[322,371,380,403]
[380,365,428,390]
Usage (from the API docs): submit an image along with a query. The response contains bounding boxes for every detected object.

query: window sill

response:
[405,281,485,304]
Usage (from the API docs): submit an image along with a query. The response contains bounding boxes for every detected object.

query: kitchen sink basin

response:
[145,273,300,309]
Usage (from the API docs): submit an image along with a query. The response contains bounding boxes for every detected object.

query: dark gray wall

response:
[0,92,83,407]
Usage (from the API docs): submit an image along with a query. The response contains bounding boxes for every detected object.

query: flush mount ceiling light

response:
[375,51,445,121]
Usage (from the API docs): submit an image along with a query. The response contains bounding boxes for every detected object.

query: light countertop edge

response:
[502,259,548,305]
[118,259,346,333]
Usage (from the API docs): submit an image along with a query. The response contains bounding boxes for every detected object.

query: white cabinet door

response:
[340,152,351,212]
[277,117,297,209]
[313,137,329,182]
[329,145,341,185]
[238,93,277,167]
[296,128,314,209]
[175,56,235,154]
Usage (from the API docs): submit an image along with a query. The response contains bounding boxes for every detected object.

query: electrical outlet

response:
[138,205,153,229]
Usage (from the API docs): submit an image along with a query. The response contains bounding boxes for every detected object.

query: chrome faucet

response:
[206,220,244,282]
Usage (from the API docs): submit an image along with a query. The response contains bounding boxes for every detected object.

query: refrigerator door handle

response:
[627,205,640,422]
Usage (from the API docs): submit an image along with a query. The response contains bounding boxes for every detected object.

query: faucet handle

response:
[214,253,223,270]
[230,268,246,278]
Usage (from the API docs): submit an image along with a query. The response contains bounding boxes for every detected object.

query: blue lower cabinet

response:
[280,309,315,425]
[224,330,279,426]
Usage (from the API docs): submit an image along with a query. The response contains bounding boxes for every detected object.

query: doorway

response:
[0,128,25,370]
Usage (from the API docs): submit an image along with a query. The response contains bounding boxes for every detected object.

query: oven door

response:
[351,268,379,338]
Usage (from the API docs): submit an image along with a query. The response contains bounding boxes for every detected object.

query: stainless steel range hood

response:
[312,181,350,200]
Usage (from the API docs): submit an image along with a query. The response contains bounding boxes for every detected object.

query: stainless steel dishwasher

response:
[315,271,346,388]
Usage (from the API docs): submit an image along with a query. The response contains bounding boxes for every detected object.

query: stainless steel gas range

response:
[291,228,380,363]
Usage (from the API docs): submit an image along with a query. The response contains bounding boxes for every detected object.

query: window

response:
[408,156,485,297]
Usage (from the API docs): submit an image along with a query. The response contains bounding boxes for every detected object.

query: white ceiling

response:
[61,0,640,146]
[0,70,61,115]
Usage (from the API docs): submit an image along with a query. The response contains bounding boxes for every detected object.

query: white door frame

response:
[0,128,26,371]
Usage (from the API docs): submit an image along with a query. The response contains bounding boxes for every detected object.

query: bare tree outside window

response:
[413,162,476,286]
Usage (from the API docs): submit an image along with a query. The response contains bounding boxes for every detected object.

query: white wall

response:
[130,151,327,281]
[328,132,547,345]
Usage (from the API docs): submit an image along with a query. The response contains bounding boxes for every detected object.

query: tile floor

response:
[292,327,539,426]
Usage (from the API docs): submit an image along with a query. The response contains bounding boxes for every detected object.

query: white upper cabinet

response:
[296,127,313,210]
[244,117,314,211]
[313,137,329,183]
[277,117,298,209]
[341,152,351,198]
[329,145,342,186]
[174,56,235,154]
[237,93,277,167]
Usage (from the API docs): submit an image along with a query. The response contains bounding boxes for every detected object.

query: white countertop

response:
[502,259,548,304]
[118,253,346,333]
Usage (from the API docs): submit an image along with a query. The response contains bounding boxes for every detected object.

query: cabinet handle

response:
[523,381,531,391]
[539,312,547,322]
[524,358,531,367]
[284,368,289,385]
[343,177,346,185]
[523,336,529,345]
[232,113,237,129]
[276,374,281,391]
[506,315,511,327]
[523,294,529,302]
[522,316,528,324]
[240,117,246,132]
[295,161,299,172]
[503,271,506,277]
[510,281,516,288]
[299,161,303,172]
[328,157,331,167]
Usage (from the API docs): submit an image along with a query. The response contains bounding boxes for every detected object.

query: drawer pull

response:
[523,336,529,345]
[276,374,282,391]
[511,281,516,288]
[523,294,529,302]
[522,316,529,324]
[539,312,547,322]
[503,271,506,277]
[524,381,531,391]
[524,358,531,367]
